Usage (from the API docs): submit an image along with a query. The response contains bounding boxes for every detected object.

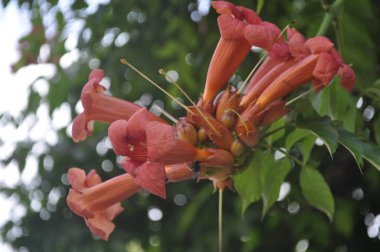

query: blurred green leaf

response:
[300,166,335,222]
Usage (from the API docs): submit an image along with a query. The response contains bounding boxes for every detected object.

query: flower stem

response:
[261,124,289,139]
[218,188,223,252]
[316,0,345,36]
[260,143,304,167]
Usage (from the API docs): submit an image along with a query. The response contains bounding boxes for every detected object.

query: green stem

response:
[285,85,322,107]
[262,125,289,139]
[260,143,304,167]
[218,188,223,252]
[316,0,345,36]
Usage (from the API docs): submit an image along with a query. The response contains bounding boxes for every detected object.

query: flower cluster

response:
[67,1,355,240]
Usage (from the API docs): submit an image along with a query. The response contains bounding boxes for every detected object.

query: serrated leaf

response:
[362,142,380,172]
[285,128,310,150]
[296,116,339,157]
[337,128,363,168]
[261,158,292,218]
[300,167,335,222]
[233,151,263,214]
[309,81,356,131]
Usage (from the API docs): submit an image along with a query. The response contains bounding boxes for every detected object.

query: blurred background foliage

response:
[1,0,380,251]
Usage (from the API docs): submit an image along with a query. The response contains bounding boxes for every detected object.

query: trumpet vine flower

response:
[67,0,355,240]
[200,1,261,111]
[72,69,140,142]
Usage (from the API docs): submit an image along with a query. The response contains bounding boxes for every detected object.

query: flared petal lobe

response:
[245,21,281,51]
[305,36,334,54]
[108,120,129,156]
[287,28,310,59]
[72,68,141,142]
[339,64,355,91]
[312,52,340,86]
[134,162,166,199]
[72,112,94,142]
[66,168,141,240]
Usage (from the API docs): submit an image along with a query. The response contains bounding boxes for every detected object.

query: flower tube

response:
[72,69,140,142]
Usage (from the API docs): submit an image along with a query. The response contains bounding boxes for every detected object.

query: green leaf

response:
[336,128,363,168]
[284,128,316,164]
[285,128,310,150]
[266,117,286,145]
[296,116,339,157]
[233,151,263,214]
[309,80,356,132]
[300,166,335,222]
[300,135,317,164]
[261,158,292,218]
[362,142,380,172]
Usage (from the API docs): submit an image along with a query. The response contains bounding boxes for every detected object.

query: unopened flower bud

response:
[197,128,208,142]
[221,112,236,129]
[176,120,197,146]
[230,139,245,157]
[215,85,241,122]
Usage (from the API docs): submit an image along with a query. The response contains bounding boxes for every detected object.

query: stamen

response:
[279,20,296,38]
[225,108,249,133]
[120,59,193,114]
[159,69,220,135]
[151,104,178,124]
[285,84,323,106]
[238,54,267,94]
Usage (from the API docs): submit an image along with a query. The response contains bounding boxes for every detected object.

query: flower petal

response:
[287,28,310,59]
[120,158,144,177]
[245,21,281,51]
[81,69,106,112]
[134,162,166,199]
[127,107,165,141]
[211,1,242,17]
[85,169,102,187]
[72,112,94,142]
[305,36,334,54]
[204,148,235,169]
[339,64,355,91]
[165,164,194,182]
[268,42,291,60]
[108,120,130,155]
[147,121,197,164]
[312,52,340,86]
[68,167,88,192]
[85,212,116,241]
